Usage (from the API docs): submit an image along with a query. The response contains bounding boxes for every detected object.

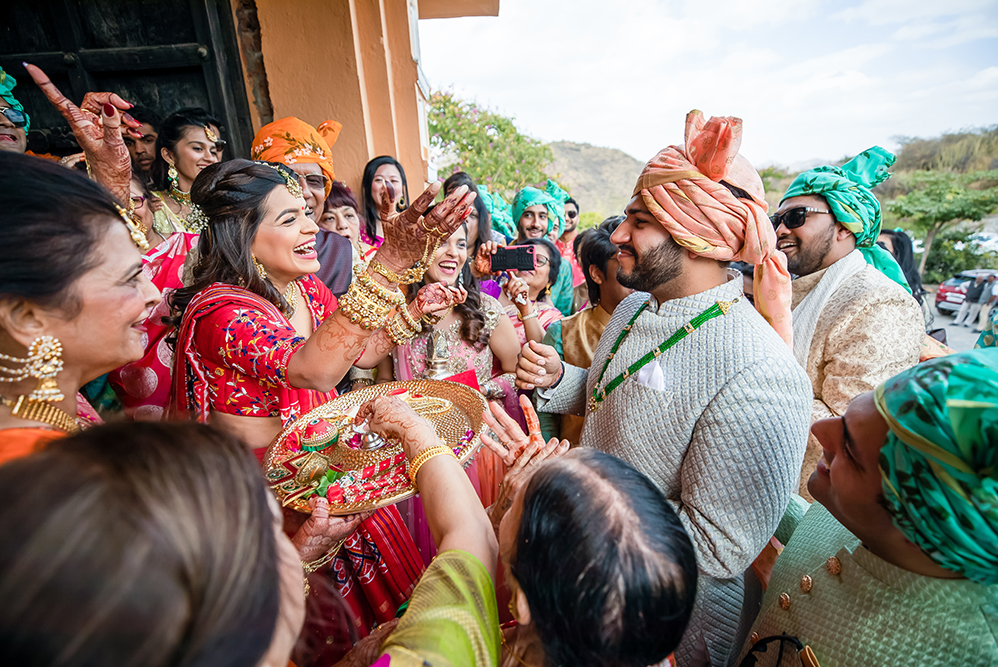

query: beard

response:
[785,224,835,276]
[616,236,684,292]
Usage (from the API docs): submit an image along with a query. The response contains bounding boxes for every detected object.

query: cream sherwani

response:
[791,251,924,499]
[539,278,811,667]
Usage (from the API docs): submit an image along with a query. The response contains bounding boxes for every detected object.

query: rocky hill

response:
[546,141,644,219]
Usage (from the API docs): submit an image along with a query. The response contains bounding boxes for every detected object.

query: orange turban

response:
[251,117,342,198]
[633,110,793,347]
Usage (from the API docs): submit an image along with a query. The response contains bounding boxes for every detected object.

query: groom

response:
[519,112,811,666]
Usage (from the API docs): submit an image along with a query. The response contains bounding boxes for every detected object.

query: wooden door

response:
[0,0,251,157]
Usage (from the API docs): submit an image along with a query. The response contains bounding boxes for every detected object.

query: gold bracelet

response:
[408,445,457,486]
[338,266,405,330]
[387,311,421,345]
[517,309,538,322]
[301,538,346,597]
[369,235,442,286]
[399,303,422,331]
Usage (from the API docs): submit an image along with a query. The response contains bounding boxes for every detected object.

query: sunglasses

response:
[566,209,578,219]
[771,206,830,230]
[1,108,27,128]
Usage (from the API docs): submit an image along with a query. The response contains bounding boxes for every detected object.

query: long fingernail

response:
[123,112,135,124]
[102,102,115,117]
[460,207,472,220]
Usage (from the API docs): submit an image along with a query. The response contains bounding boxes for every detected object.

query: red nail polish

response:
[102,102,115,117]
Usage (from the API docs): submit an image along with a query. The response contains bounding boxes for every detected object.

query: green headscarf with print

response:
[0,67,29,133]
[782,146,909,292]
[512,181,566,238]
[875,349,998,584]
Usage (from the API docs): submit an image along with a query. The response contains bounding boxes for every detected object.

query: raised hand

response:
[482,395,569,530]
[375,182,476,274]
[473,239,502,277]
[515,340,563,390]
[290,496,367,562]
[415,281,467,316]
[24,63,141,205]
[355,395,438,459]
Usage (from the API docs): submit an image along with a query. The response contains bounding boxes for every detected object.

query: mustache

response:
[619,244,637,255]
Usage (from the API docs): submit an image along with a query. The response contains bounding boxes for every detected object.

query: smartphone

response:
[490,245,536,272]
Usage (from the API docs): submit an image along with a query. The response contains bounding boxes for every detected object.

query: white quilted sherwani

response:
[539,278,812,667]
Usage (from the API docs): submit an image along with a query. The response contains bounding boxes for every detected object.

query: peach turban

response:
[250,117,342,198]
[633,110,793,347]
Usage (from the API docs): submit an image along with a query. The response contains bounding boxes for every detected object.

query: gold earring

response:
[507,598,517,619]
[27,335,65,403]
[253,256,267,280]
[168,164,179,188]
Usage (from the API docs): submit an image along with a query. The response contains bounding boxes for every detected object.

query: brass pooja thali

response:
[264,380,487,515]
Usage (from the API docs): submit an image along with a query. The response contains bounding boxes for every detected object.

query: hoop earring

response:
[252,255,268,280]
[396,195,406,211]
[168,164,179,189]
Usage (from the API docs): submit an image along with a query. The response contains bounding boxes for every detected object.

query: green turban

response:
[478,187,515,239]
[782,146,908,292]
[875,349,998,584]
[512,182,565,238]
[0,67,29,133]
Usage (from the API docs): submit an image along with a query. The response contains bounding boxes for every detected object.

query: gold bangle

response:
[387,311,420,345]
[399,303,422,331]
[517,309,538,322]
[408,445,457,486]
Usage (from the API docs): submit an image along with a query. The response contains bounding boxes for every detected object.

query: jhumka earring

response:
[168,164,179,189]
[0,335,77,433]
[545,285,552,296]
[253,256,268,280]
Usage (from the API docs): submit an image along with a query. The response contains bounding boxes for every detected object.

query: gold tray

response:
[264,379,487,515]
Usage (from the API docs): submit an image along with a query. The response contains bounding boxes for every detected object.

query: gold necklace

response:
[284,280,299,318]
[169,181,192,206]
[0,394,80,433]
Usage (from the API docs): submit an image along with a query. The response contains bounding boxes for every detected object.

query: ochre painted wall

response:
[252,0,427,201]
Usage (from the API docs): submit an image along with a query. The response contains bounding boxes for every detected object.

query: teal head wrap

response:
[875,349,998,584]
[512,181,566,238]
[0,67,29,133]
[782,146,908,292]
[478,187,515,239]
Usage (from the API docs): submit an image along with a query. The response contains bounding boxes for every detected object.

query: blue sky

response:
[418,0,998,168]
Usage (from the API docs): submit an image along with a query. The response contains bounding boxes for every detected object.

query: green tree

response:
[917,226,998,284]
[886,170,998,276]
[428,91,553,198]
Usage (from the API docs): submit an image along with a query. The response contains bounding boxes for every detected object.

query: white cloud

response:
[418,0,998,167]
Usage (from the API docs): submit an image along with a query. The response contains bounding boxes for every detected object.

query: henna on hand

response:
[375,182,477,273]
[291,497,362,562]
[415,282,466,315]
[356,395,439,458]
[25,64,137,205]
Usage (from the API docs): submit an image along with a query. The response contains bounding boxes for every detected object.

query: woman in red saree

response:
[168,158,475,640]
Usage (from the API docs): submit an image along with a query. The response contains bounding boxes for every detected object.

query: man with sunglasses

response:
[0,68,29,154]
[775,147,923,499]
[251,117,353,297]
[555,197,586,288]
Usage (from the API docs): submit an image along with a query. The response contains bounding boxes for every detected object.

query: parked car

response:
[934,269,998,314]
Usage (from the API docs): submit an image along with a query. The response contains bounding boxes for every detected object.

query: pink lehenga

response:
[391,293,517,565]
